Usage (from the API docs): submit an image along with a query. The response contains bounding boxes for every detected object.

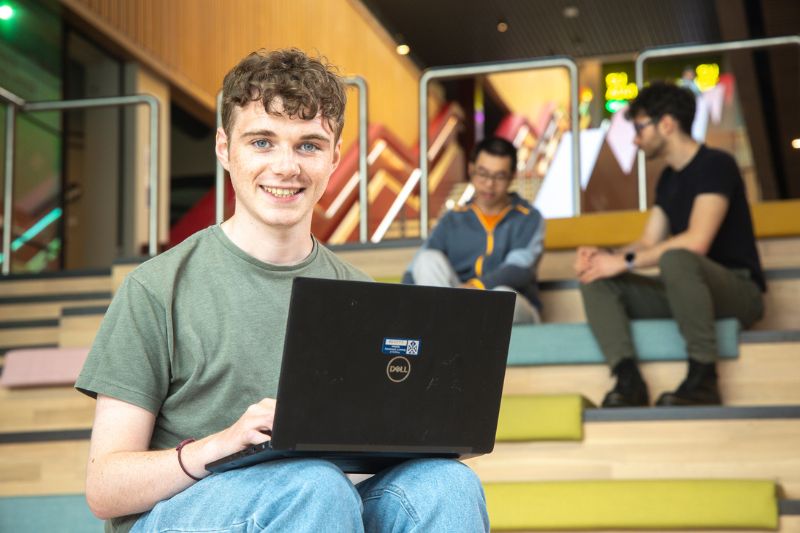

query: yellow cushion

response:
[495,394,585,442]
[484,479,778,530]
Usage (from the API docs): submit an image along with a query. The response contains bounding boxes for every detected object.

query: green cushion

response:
[508,319,740,366]
[496,394,585,442]
[0,494,103,532]
[484,479,778,530]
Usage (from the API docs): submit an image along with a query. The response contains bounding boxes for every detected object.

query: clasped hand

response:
[574,246,627,284]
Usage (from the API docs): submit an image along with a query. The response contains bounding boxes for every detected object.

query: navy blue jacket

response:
[403,193,545,309]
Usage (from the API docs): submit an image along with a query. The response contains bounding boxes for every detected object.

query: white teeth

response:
[262,186,300,198]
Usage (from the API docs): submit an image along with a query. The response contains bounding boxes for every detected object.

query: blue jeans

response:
[131,458,489,532]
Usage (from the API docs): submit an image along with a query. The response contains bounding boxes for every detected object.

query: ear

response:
[330,138,342,172]
[659,114,677,135]
[215,127,231,171]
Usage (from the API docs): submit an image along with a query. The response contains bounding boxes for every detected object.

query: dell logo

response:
[386,356,411,383]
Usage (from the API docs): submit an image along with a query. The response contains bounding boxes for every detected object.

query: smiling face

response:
[216,99,341,233]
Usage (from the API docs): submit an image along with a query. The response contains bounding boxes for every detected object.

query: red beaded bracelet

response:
[176,438,202,481]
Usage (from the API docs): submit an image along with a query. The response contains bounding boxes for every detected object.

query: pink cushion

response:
[1,347,89,387]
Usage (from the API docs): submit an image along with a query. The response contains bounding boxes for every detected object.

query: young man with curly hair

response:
[77,49,489,533]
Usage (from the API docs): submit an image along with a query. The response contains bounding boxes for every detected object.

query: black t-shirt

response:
[655,145,765,291]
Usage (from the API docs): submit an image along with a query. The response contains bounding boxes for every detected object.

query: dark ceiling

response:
[361,0,722,68]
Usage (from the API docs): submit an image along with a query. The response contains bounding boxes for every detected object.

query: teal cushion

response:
[507,318,739,366]
[0,494,103,533]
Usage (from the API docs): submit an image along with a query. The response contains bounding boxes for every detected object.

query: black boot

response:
[656,359,721,406]
[601,358,649,407]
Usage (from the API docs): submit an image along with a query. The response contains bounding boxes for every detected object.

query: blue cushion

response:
[507,319,740,366]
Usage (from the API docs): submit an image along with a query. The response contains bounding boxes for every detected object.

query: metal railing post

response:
[419,56,581,238]
[634,35,800,211]
[343,76,369,243]
[2,104,17,275]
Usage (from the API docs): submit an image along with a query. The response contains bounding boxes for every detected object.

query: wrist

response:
[624,251,636,271]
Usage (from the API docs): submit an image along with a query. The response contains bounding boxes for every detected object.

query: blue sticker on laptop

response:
[382,338,421,356]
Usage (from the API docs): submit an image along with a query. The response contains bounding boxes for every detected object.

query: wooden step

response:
[0,439,90,496]
[0,270,111,298]
[0,386,95,433]
[0,297,111,322]
[503,341,800,406]
[58,307,106,348]
[467,408,800,499]
[0,321,59,352]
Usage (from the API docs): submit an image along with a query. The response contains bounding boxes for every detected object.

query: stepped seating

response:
[1,204,798,532]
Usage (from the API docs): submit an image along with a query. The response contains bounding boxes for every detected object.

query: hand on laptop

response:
[209,397,276,459]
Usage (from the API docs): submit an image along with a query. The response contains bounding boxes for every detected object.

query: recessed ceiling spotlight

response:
[396,44,411,56]
[563,6,579,18]
[792,138,800,149]
[497,19,509,33]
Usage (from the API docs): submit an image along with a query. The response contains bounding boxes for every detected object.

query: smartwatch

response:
[624,251,636,271]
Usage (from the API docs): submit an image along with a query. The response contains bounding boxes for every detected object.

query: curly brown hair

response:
[221,48,347,142]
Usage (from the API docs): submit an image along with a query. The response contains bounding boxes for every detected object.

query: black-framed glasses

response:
[471,167,512,183]
[633,119,655,135]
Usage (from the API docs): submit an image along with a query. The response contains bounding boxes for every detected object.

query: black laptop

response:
[206,277,515,474]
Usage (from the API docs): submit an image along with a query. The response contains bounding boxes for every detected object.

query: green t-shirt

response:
[75,225,370,532]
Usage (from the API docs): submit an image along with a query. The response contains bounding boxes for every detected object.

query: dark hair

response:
[470,136,517,175]
[221,48,347,142]
[625,81,696,135]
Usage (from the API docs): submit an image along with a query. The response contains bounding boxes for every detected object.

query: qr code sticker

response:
[406,340,419,355]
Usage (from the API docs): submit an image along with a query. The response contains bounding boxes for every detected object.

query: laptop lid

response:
[269,277,515,456]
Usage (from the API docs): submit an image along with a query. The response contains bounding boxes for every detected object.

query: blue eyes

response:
[251,140,319,152]
[299,142,318,152]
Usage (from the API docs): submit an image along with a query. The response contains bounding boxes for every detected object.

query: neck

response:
[665,134,701,171]
[220,215,313,266]
[476,195,512,216]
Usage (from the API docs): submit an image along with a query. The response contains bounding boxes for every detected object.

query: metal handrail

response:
[633,35,800,212]
[214,76,370,242]
[2,89,161,274]
[418,56,581,239]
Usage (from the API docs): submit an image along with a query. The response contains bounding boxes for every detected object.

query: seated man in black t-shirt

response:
[574,82,765,407]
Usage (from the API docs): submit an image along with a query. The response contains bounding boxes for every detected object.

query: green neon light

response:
[0,207,63,262]
[0,4,14,20]
[605,99,628,113]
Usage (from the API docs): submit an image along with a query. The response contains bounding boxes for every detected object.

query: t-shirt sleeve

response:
[75,275,171,415]
[696,152,740,199]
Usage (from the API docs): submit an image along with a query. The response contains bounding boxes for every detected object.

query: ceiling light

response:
[563,6,579,18]
[497,20,509,33]
[396,44,410,56]
[0,4,14,20]
[792,138,800,149]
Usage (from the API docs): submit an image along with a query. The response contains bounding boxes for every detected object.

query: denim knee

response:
[284,459,361,506]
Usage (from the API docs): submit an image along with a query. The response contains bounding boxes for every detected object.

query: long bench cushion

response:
[484,479,778,530]
[507,319,740,366]
[496,394,585,442]
[0,347,89,387]
[0,494,102,532]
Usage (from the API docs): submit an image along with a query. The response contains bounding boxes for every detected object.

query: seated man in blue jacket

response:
[403,136,545,323]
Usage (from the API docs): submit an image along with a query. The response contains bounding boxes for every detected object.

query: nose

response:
[272,146,300,177]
